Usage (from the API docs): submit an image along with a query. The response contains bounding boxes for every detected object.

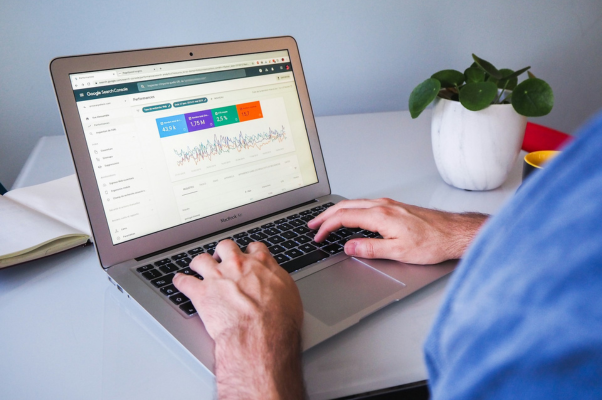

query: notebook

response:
[50,36,455,373]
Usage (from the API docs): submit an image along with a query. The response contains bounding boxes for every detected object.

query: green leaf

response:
[527,71,537,79]
[497,68,518,90]
[459,81,498,111]
[409,78,441,118]
[511,78,554,117]
[464,67,486,83]
[472,54,502,80]
[431,69,465,88]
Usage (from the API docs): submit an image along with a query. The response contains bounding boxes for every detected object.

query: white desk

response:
[1,110,522,400]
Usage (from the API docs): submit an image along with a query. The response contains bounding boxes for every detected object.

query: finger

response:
[213,239,243,262]
[173,273,206,301]
[189,252,220,279]
[245,241,280,272]
[314,207,383,242]
[245,240,269,254]
[344,238,400,260]
[307,199,379,229]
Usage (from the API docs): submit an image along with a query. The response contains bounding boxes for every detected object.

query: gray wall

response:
[1,0,601,189]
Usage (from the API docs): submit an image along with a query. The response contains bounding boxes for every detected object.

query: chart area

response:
[157,97,296,182]
[155,97,304,222]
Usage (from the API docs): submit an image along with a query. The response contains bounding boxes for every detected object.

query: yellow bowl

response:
[522,150,560,180]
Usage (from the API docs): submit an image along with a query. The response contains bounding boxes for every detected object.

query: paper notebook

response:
[0,175,91,268]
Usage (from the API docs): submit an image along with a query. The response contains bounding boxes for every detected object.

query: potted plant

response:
[409,54,554,191]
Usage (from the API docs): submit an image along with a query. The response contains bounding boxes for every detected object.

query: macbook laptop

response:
[50,36,455,373]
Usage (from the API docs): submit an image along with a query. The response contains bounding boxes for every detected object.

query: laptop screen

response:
[69,50,318,245]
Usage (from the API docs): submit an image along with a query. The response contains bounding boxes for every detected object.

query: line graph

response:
[173,126,287,166]
[160,97,296,182]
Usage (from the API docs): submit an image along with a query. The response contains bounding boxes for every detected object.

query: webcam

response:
[189,52,194,57]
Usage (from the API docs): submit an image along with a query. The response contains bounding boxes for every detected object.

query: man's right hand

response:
[308,198,488,265]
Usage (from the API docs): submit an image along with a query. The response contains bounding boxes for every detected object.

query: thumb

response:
[344,238,395,260]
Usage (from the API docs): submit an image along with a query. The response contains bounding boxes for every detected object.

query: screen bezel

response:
[50,36,331,269]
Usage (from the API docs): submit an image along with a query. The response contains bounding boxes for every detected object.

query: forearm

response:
[214,321,305,400]
[442,212,489,259]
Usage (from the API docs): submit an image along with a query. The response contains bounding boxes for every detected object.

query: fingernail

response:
[345,241,357,256]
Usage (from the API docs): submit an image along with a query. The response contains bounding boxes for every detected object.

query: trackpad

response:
[296,258,405,326]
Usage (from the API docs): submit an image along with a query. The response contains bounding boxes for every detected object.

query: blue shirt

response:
[424,111,602,399]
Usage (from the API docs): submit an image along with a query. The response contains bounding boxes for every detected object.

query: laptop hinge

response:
[135,199,318,262]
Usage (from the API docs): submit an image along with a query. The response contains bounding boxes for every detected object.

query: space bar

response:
[281,250,330,273]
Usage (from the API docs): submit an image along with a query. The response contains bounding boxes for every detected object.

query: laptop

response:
[50,36,455,373]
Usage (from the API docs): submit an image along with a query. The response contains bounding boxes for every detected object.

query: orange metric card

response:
[236,101,263,122]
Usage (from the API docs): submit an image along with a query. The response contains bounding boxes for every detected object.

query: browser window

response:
[70,50,318,245]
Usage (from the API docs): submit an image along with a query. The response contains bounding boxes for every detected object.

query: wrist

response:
[213,318,304,400]
[445,212,488,259]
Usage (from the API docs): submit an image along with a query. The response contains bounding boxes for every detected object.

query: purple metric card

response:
[185,110,214,132]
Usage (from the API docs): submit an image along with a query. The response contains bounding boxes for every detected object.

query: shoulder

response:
[425,110,602,400]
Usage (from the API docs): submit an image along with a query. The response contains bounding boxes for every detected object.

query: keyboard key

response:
[300,215,313,222]
[136,264,153,273]
[233,232,248,239]
[171,253,188,261]
[326,232,342,241]
[290,219,305,227]
[261,222,275,228]
[274,254,291,264]
[294,235,311,245]
[299,243,317,253]
[263,228,281,236]
[281,250,330,273]
[236,236,254,246]
[159,263,178,274]
[179,302,197,316]
[142,269,162,280]
[322,244,344,255]
[250,232,268,240]
[306,230,318,239]
[274,218,288,224]
[154,258,171,267]
[151,273,175,288]
[207,248,215,255]
[323,202,335,207]
[311,206,325,212]
[337,228,353,238]
[277,222,294,231]
[268,245,286,255]
[169,293,190,305]
[203,242,218,250]
[248,227,262,234]
[266,235,285,245]
[281,231,298,239]
[176,258,191,268]
[286,214,300,220]
[160,284,178,296]
[188,247,204,256]
[284,248,305,259]
[300,210,312,216]
[281,240,297,249]
[293,226,310,235]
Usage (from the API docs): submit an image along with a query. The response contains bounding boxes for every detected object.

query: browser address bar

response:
[97,62,253,86]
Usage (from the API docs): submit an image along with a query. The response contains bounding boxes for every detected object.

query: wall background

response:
[1,0,601,189]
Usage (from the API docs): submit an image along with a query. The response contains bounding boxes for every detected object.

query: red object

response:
[522,122,573,153]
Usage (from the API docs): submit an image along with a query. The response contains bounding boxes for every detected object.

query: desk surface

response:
[1,110,522,400]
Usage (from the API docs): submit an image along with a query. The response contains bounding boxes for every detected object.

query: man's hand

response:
[309,198,488,265]
[173,240,304,400]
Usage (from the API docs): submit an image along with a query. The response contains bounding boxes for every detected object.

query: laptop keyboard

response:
[133,202,381,317]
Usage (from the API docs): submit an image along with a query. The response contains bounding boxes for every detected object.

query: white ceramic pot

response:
[431,97,527,191]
